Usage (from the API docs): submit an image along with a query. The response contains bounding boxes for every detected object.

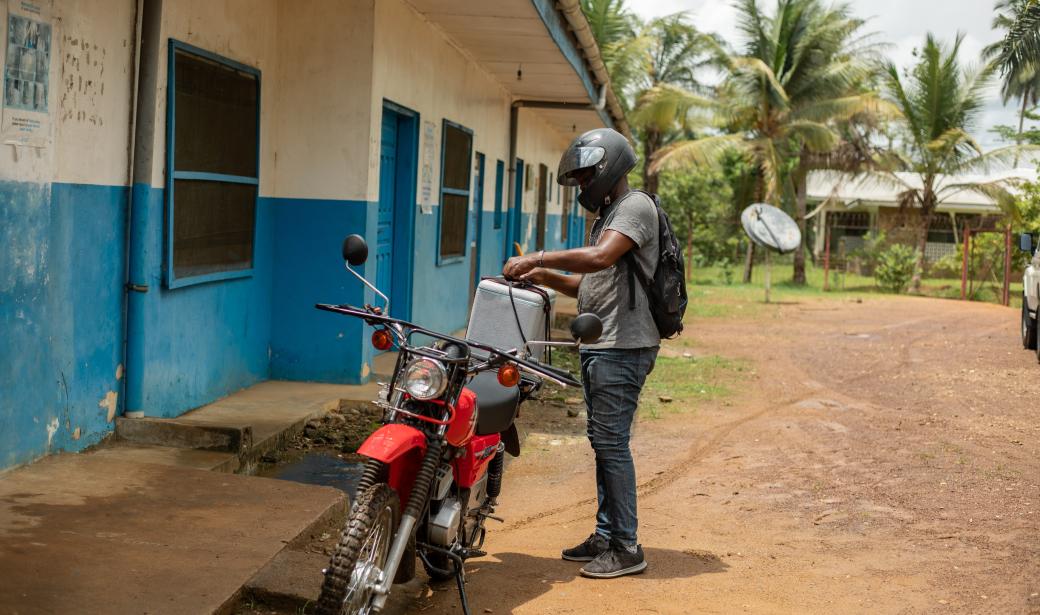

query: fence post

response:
[960,228,970,301]
[823,223,831,291]
[1003,225,1012,306]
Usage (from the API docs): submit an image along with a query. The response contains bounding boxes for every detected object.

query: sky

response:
[629,0,1016,151]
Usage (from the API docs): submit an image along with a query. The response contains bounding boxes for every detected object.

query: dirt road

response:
[400,295,1040,614]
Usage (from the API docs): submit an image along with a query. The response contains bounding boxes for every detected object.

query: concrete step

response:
[114,380,384,473]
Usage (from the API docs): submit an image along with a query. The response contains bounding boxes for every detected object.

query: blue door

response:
[507,158,524,259]
[471,152,485,294]
[377,113,397,300]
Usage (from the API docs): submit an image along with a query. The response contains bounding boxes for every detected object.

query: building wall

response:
[126,0,380,415]
[370,0,575,335]
[0,0,608,469]
[125,0,282,417]
[0,0,136,468]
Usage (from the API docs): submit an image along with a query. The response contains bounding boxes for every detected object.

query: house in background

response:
[806,169,1036,262]
[0,0,628,470]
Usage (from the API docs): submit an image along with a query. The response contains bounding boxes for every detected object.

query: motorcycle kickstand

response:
[454,565,472,615]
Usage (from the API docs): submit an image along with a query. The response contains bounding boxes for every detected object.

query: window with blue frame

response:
[438,120,472,261]
[165,41,260,287]
[493,159,504,229]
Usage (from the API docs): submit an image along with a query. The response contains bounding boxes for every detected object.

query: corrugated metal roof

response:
[807,169,1037,213]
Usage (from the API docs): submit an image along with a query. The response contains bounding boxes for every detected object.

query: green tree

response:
[648,0,888,285]
[580,0,642,108]
[985,0,1040,165]
[656,165,735,275]
[878,34,1023,293]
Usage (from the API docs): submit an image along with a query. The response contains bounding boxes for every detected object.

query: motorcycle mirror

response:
[341,234,369,266]
[570,313,603,345]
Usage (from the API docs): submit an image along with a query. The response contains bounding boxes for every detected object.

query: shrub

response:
[875,244,918,293]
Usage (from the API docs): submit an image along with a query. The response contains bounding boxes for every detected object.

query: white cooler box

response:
[466,279,556,361]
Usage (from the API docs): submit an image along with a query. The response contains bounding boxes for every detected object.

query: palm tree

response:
[629,15,719,193]
[985,0,1040,165]
[879,34,1023,293]
[649,0,886,284]
[580,0,642,109]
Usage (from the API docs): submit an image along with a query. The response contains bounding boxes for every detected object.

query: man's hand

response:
[503,254,539,280]
[518,267,549,284]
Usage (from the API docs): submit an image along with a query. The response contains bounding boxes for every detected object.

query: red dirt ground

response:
[400,294,1040,614]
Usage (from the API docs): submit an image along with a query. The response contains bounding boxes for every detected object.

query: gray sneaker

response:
[579,543,647,579]
[561,533,609,562]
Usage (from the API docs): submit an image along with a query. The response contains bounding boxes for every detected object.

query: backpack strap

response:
[625,251,650,310]
[619,190,658,311]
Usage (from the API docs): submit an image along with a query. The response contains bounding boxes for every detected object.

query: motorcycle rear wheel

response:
[315,483,399,615]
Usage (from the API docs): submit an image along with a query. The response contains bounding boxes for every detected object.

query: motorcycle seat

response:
[467,371,520,436]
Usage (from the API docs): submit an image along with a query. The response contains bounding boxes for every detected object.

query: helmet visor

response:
[557,146,605,185]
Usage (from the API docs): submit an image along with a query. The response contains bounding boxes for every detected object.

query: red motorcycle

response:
[313,235,601,615]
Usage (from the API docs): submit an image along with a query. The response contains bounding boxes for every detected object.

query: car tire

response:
[1024,294,1038,350]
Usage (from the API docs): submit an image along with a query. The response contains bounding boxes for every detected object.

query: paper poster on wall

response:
[2,0,52,147]
[419,120,436,214]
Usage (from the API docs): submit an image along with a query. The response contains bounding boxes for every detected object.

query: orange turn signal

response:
[371,329,393,351]
[497,363,520,387]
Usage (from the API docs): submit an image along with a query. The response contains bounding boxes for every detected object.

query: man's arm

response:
[521,269,582,297]
[503,230,636,279]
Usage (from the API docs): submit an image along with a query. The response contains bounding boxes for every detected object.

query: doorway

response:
[379,101,418,322]
[536,163,548,251]
[508,158,525,258]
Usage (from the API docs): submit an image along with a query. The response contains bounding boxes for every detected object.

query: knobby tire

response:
[314,483,399,615]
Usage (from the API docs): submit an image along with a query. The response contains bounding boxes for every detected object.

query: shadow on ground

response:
[413,547,729,613]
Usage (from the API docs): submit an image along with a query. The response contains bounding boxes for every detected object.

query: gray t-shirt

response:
[578,191,661,349]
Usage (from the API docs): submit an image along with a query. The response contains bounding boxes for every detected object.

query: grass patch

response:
[685,262,1020,322]
[641,354,747,419]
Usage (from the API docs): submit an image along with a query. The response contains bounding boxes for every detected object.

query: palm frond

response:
[650,134,749,173]
[784,120,839,151]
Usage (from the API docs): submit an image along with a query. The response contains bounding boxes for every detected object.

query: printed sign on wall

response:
[419,120,436,214]
[2,0,52,146]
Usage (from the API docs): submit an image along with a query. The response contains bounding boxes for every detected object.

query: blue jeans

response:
[579,346,658,547]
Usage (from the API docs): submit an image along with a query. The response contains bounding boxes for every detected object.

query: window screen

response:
[167,43,260,283]
[439,121,472,260]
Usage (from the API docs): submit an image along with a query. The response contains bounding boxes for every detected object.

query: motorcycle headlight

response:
[403,358,448,400]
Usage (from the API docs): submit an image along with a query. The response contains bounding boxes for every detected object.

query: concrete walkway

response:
[0,373,398,614]
[0,454,345,615]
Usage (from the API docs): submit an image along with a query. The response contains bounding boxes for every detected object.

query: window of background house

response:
[493,159,504,229]
[165,41,260,287]
[438,120,473,261]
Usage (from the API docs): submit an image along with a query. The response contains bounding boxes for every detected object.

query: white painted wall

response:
[0,0,136,186]
[370,0,574,217]
[272,0,374,201]
[144,0,375,200]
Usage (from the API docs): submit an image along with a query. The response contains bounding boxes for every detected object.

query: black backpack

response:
[623,191,688,339]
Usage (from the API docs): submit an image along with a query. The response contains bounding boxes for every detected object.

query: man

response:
[503,128,659,579]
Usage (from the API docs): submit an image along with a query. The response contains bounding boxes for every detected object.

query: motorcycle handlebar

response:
[314,303,583,387]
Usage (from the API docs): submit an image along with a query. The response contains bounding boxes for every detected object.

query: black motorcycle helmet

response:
[557,127,637,213]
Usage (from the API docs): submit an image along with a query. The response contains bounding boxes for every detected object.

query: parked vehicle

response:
[1021,233,1039,356]
[313,235,602,615]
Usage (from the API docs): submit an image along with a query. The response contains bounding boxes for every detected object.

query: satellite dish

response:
[741,203,801,253]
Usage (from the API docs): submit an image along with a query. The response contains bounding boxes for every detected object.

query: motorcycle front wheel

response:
[315,483,399,615]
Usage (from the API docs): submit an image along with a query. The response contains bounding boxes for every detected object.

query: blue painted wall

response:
[270,198,378,383]
[0,181,128,468]
[125,185,274,417]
